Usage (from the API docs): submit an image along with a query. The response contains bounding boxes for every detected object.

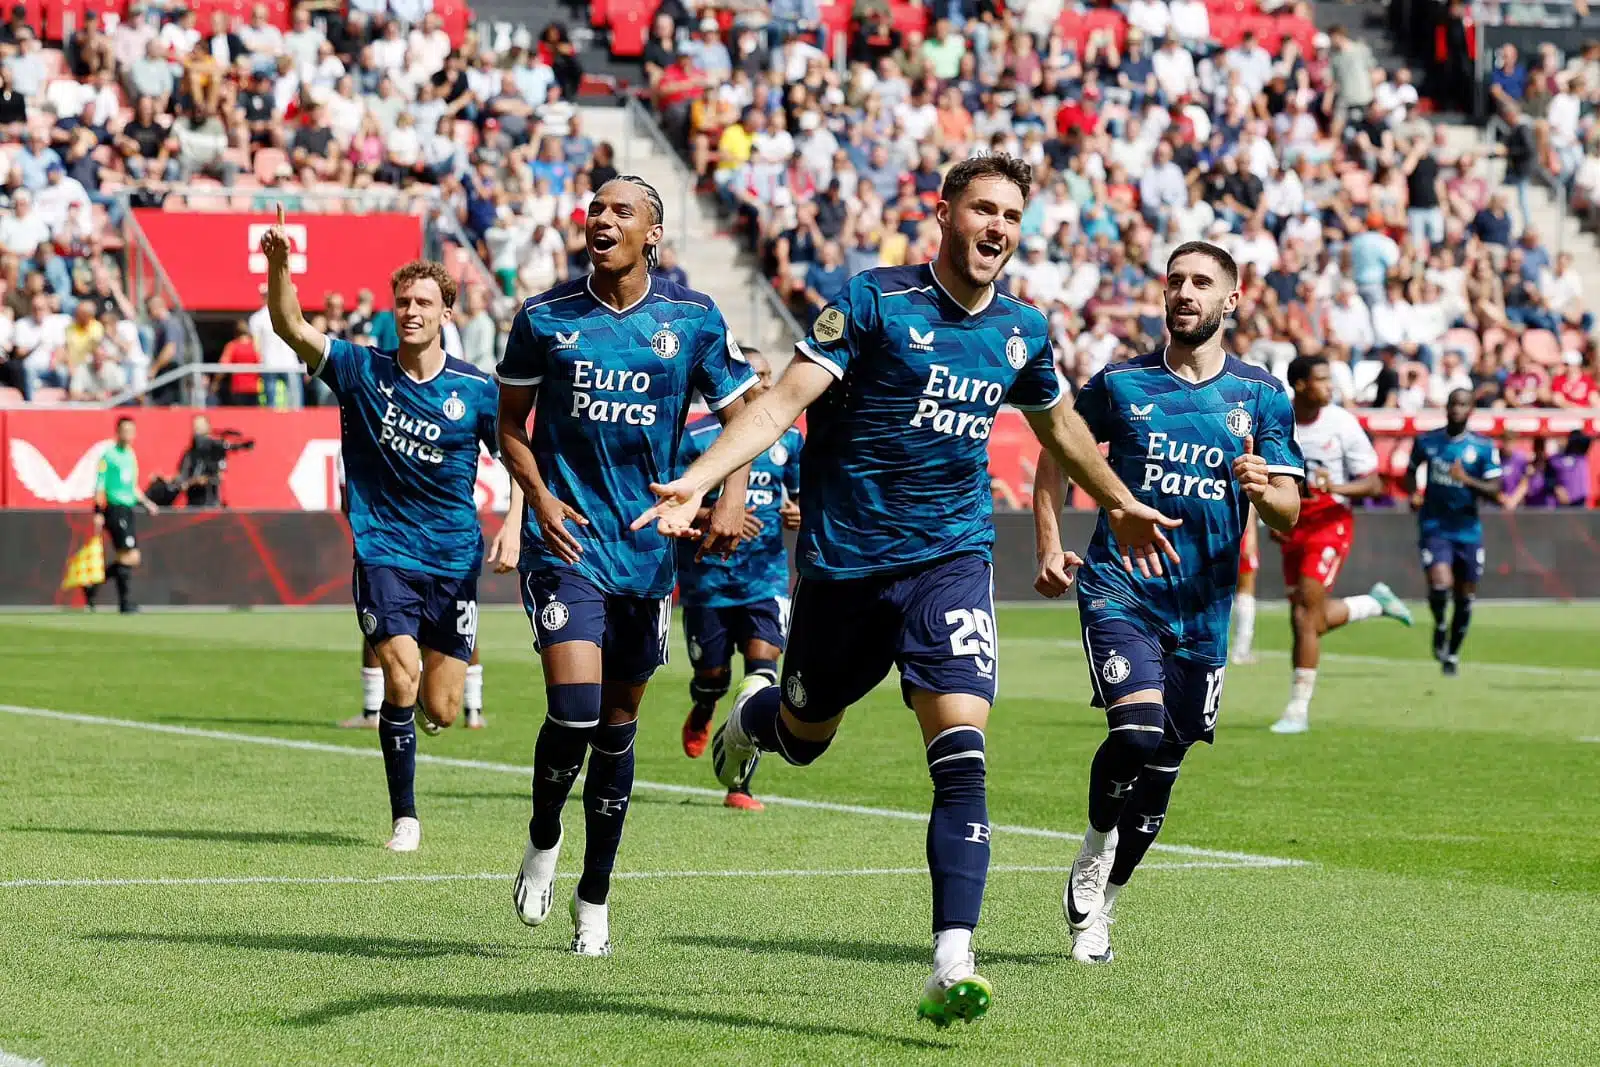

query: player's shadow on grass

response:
[85,931,517,961]
[281,989,945,1049]
[9,826,366,847]
[670,933,1068,966]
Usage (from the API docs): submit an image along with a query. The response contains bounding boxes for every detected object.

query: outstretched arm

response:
[259,203,328,372]
[632,356,834,536]
[1023,401,1183,577]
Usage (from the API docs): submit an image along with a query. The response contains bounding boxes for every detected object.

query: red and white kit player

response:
[1271,357,1412,734]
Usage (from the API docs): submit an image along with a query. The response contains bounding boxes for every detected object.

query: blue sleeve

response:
[314,337,361,397]
[1073,369,1112,442]
[1407,434,1431,479]
[1480,441,1504,480]
[1006,334,1064,411]
[784,430,803,496]
[688,304,757,412]
[495,308,545,387]
[1255,380,1305,479]
[796,271,877,380]
[477,378,500,456]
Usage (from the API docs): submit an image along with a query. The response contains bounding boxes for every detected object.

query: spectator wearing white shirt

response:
[114,9,158,73]
[1168,0,1210,49]
[1138,141,1187,225]
[1153,36,1197,101]
[159,9,202,61]
[325,75,367,145]
[249,289,304,408]
[1547,74,1584,180]
[1126,0,1171,40]
[1541,251,1588,328]
[1261,163,1305,230]
[409,13,453,79]
[1227,31,1273,96]
[283,7,326,80]
[4,29,46,98]
[12,293,71,399]
[1062,243,1102,310]
[1427,350,1474,406]
[35,165,92,237]
[1370,278,1413,353]
[0,190,51,256]
[1408,281,1451,367]
[390,0,434,26]
[1325,281,1375,361]
[1011,236,1065,306]
[1231,217,1281,276]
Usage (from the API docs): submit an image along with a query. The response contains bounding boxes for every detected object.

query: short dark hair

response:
[940,153,1033,205]
[1287,355,1327,387]
[1166,241,1239,289]
[116,416,135,428]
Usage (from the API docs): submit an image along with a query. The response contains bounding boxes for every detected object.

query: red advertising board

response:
[0,409,514,512]
[131,211,424,312]
[1,407,1593,510]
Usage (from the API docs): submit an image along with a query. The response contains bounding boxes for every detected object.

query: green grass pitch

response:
[1,602,1597,1065]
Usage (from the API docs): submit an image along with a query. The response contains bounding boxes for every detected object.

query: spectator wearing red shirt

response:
[656,55,705,144]
[1550,352,1600,409]
[217,319,261,407]
[1502,348,1547,407]
[1056,87,1099,138]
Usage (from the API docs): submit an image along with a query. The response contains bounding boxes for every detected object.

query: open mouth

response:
[975,238,1003,260]
[590,232,619,253]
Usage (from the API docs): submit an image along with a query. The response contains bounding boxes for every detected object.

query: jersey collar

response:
[1160,345,1228,388]
[586,275,653,317]
[927,263,994,317]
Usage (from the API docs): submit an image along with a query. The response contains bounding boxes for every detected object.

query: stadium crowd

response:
[0,0,605,406]
[642,0,1600,423]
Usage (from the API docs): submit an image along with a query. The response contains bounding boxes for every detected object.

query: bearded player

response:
[1269,356,1411,735]
[1035,241,1304,965]
[635,155,1180,1026]
[261,206,500,852]
[498,176,756,957]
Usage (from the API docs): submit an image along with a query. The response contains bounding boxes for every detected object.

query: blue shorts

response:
[683,597,791,670]
[1420,536,1485,584]
[520,564,671,684]
[1080,611,1225,746]
[352,562,478,662]
[780,553,996,723]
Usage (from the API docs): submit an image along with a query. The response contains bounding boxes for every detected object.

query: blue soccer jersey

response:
[792,264,1062,579]
[1074,352,1304,662]
[316,337,499,579]
[676,417,803,608]
[496,276,757,598]
[1411,429,1502,544]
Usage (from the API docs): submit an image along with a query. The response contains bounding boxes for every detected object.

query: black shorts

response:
[104,505,137,551]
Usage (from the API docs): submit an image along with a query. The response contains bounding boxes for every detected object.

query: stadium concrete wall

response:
[4,509,1600,608]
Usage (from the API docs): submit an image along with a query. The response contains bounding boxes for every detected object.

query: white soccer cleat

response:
[711,674,768,791]
[512,831,562,927]
[1063,827,1117,931]
[1071,897,1116,964]
[339,712,380,729]
[384,816,420,852]
[916,952,993,1028]
[464,708,486,729]
[1270,708,1310,734]
[1229,650,1258,665]
[570,890,612,957]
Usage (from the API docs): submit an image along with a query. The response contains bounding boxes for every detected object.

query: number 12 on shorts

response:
[945,608,996,677]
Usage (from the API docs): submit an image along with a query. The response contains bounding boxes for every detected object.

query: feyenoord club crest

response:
[651,328,680,359]
[1226,407,1253,438]
[442,393,466,421]
[1102,652,1131,685]
[1005,334,1028,369]
[768,443,788,465]
[785,673,809,709]
[360,611,378,636]
[540,601,570,632]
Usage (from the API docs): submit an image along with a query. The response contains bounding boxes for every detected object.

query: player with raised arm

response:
[1405,388,1503,676]
[677,348,804,812]
[259,206,499,852]
[1270,356,1412,735]
[1034,241,1305,965]
[633,155,1181,1026]
[497,176,756,957]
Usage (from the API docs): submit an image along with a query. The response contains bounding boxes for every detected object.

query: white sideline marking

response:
[0,861,1288,892]
[0,704,1306,868]
[0,1050,45,1067]
[1012,639,1600,680]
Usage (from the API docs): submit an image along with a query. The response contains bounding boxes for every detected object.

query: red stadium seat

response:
[1276,14,1319,56]
[819,0,851,36]
[13,0,43,36]
[1082,10,1128,54]
[1056,11,1087,53]
[592,0,610,30]
[1521,329,1563,366]
[434,0,471,48]
[252,147,288,185]
[0,386,25,408]
[1210,12,1244,49]
[1442,327,1481,363]
[45,0,87,42]
[31,387,68,404]
[889,2,927,37]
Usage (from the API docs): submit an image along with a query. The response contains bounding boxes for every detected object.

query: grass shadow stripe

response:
[0,704,1307,869]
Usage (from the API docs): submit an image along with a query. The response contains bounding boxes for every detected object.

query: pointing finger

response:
[276,202,285,227]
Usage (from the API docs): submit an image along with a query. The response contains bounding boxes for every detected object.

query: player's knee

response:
[773,710,833,766]
[1106,701,1166,760]
[689,670,730,706]
[383,670,421,707]
[1290,601,1320,636]
[744,656,778,683]
[925,725,986,800]
[591,715,638,757]
[1141,738,1188,788]
[546,682,603,730]
[1453,590,1475,612]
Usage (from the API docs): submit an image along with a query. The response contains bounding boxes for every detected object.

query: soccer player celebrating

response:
[677,348,803,812]
[1035,241,1305,965]
[89,416,160,613]
[1405,388,1503,675]
[260,207,500,852]
[497,176,756,958]
[1270,356,1412,735]
[635,155,1180,1026]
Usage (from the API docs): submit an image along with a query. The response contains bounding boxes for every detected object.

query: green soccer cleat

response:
[917,958,993,1029]
[1369,582,1413,627]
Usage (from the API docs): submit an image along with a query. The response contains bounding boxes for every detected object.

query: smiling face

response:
[1164,249,1239,346]
[936,174,1025,290]
[392,278,451,348]
[586,179,662,273]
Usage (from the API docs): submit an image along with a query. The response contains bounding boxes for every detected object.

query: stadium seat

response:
[14,0,43,36]
[889,2,928,37]
[1081,10,1128,53]
[1209,13,1244,49]
[0,386,25,407]
[46,0,88,42]
[434,0,471,47]
[1521,328,1562,366]
[1277,15,1319,56]
[1442,327,1481,362]
[1560,327,1586,354]
[229,176,261,211]
[37,47,66,82]
[31,386,67,404]
[1056,11,1087,53]
[1481,325,1511,357]
[252,147,288,185]
[591,0,610,29]
[607,0,655,58]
